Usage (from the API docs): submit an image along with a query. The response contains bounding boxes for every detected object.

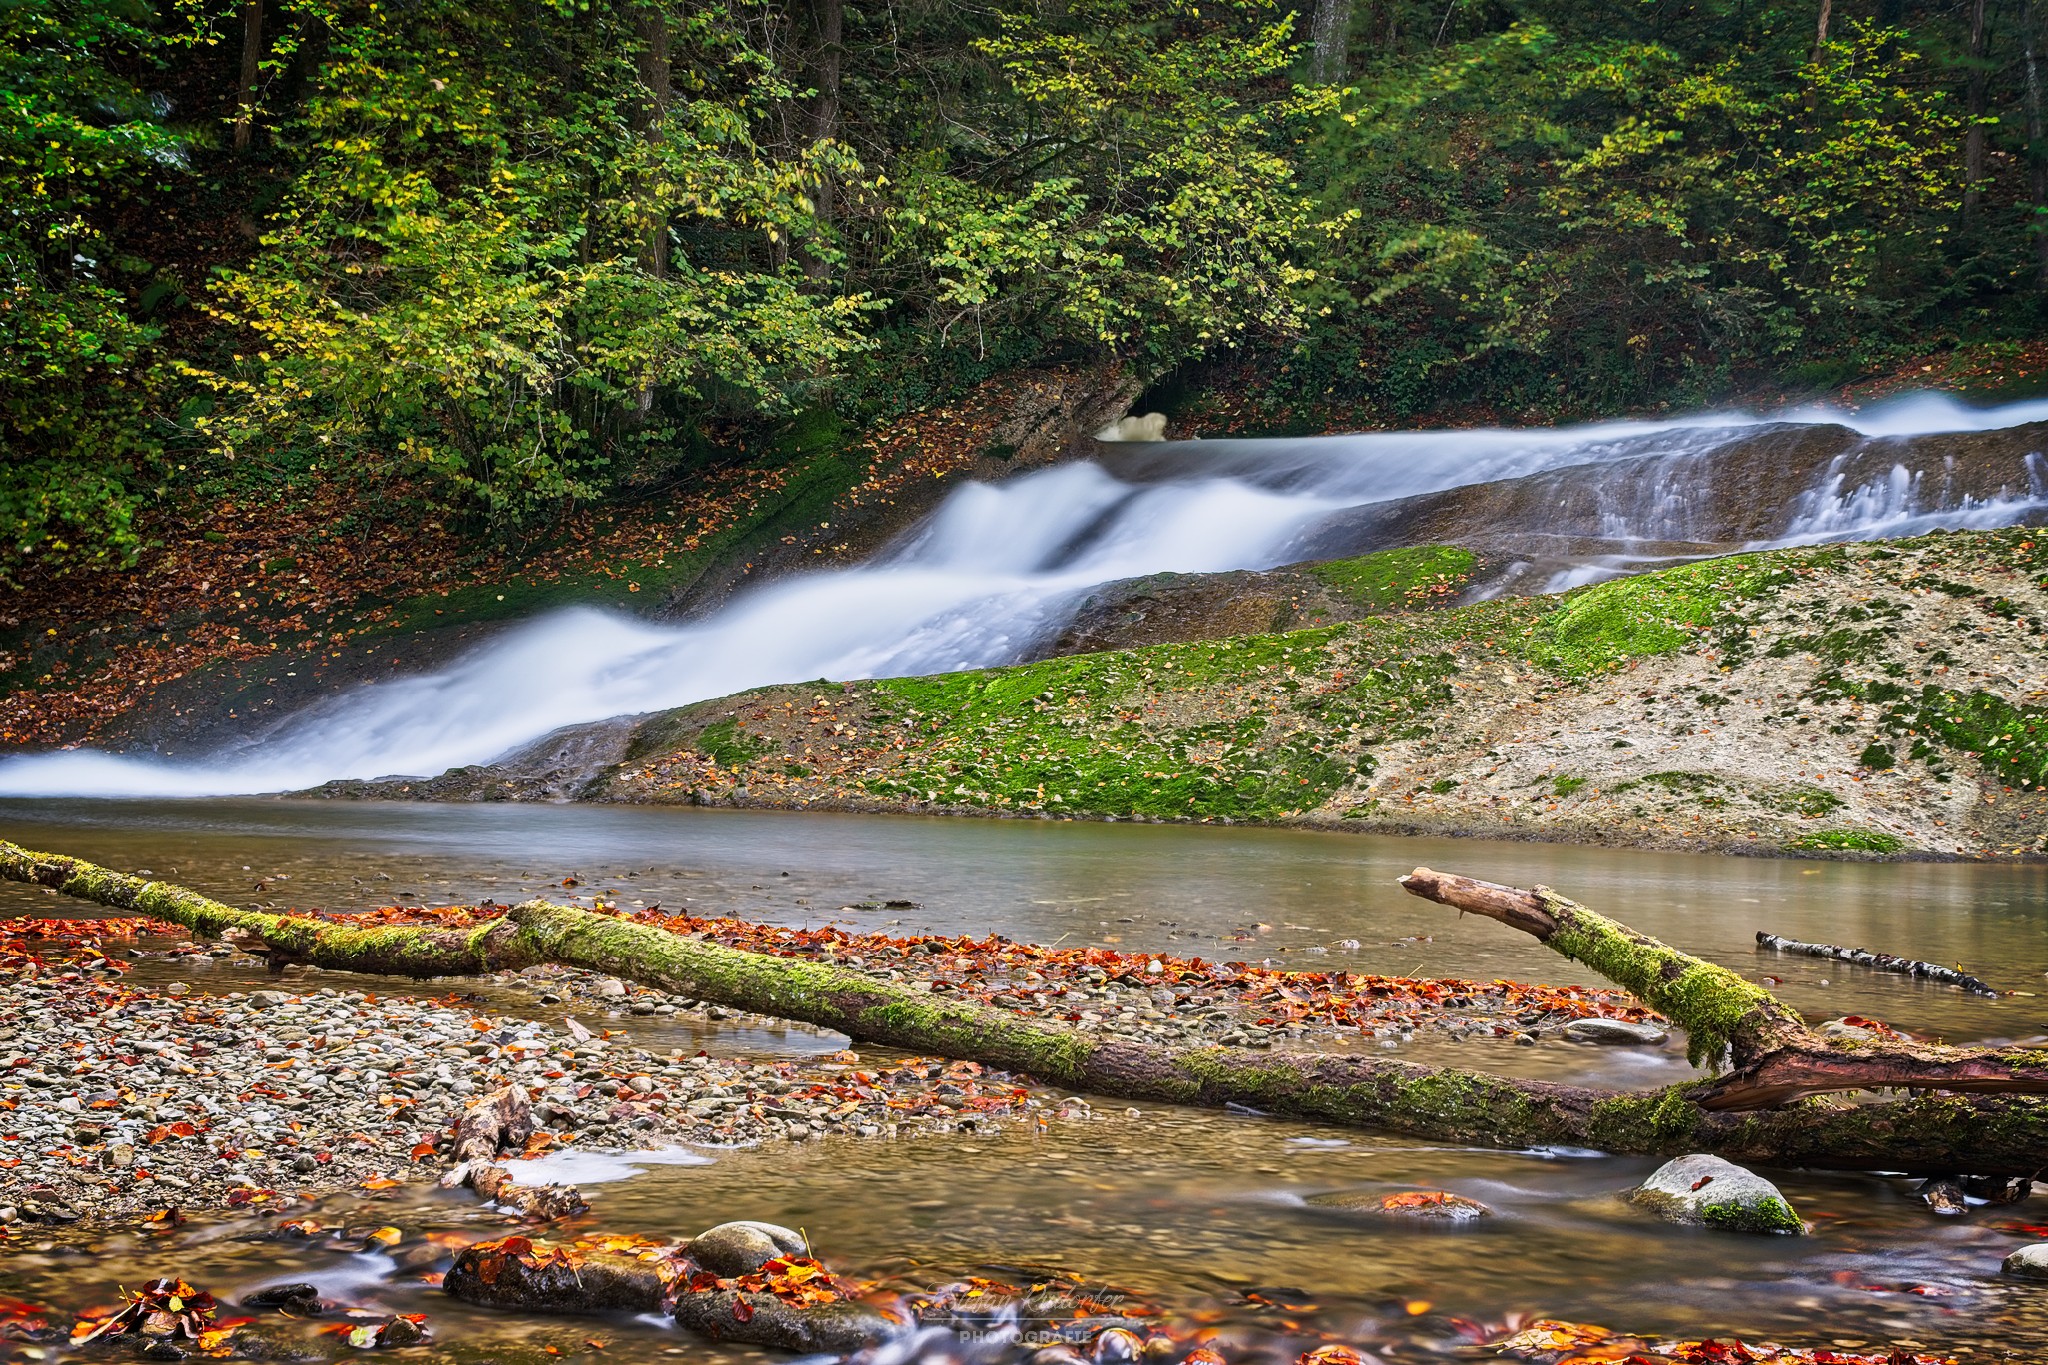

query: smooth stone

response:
[1631,1154,1802,1234]
[686,1221,807,1278]
[1562,1018,1669,1046]
[2004,1243,2048,1280]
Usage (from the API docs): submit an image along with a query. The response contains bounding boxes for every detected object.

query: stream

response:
[3,800,2045,1359]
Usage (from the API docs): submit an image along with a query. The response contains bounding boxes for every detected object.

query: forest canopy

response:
[4,0,2045,576]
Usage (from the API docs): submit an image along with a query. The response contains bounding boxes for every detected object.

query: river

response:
[3,800,2044,1359]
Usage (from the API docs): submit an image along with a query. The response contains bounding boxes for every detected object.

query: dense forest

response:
[7,0,2047,583]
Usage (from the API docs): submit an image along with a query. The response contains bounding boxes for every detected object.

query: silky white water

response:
[6,393,2046,798]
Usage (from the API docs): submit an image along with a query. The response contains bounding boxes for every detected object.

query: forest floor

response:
[353,529,2048,863]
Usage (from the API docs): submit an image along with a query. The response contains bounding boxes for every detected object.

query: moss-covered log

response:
[6,840,2048,1175]
[1400,866,2048,1110]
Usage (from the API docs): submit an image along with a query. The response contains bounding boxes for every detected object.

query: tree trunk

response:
[7,840,2048,1177]
[1812,0,1832,61]
[1310,0,1353,84]
[635,3,672,282]
[2028,0,2048,284]
[803,0,843,279]
[233,0,264,153]
[1966,0,1991,221]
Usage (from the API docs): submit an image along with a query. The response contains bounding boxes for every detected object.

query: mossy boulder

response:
[1630,1154,1804,1234]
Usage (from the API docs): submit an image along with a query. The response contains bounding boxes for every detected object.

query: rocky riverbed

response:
[0,919,1055,1221]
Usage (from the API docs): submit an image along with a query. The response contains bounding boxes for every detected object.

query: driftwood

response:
[6,841,2048,1175]
[1755,930,1999,998]
[1398,868,2048,1112]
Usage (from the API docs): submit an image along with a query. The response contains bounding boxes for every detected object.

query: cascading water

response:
[5,394,2046,798]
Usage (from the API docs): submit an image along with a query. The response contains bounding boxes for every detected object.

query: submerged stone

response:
[1630,1154,1803,1234]
[1304,1189,1493,1222]
[1562,1018,1668,1046]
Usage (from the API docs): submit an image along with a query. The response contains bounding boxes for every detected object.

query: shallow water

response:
[2,801,2046,1359]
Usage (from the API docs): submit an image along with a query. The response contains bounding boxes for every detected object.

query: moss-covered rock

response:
[1630,1154,1803,1235]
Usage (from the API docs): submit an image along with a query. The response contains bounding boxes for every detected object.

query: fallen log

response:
[5,840,2048,1175]
[1755,930,1999,998]
[1398,867,2048,1111]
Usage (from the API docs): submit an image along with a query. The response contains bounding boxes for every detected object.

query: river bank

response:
[327,527,2048,862]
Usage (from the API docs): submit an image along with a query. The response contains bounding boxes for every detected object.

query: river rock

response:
[671,1289,895,1353]
[443,1241,670,1313]
[685,1221,807,1277]
[1562,1018,1669,1045]
[2004,1243,2048,1280]
[1630,1155,1803,1234]
[1304,1189,1492,1222]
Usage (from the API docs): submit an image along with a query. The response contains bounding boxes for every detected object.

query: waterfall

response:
[4,393,2045,798]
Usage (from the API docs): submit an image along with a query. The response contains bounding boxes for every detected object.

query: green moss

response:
[1302,545,1478,614]
[1523,555,1772,675]
[1700,1194,1802,1235]
[1769,785,1844,818]
[1552,775,1587,797]
[1541,896,1782,1068]
[1785,828,1906,854]
[698,719,776,768]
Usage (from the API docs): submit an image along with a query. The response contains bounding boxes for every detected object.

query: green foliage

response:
[888,0,1339,368]
[0,0,197,578]
[1304,544,1477,613]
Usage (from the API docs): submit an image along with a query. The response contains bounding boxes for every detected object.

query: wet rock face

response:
[1631,1154,1804,1234]
[1292,419,2048,568]
[443,1244,670,1314]
[671,1290,896,1353]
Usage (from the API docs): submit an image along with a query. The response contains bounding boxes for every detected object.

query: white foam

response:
[495,1145,714,1186]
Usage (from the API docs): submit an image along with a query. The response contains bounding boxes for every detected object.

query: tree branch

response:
[6,840,2048,1175]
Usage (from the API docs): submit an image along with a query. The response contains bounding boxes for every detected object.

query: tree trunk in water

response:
[1310,0,1353,84]
[233,0,264,153]
[2028,0,2048,284]
[7,840,2048,1176]
[1966,0,1991,221]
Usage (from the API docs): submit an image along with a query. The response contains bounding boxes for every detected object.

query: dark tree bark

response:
[8,840,2048,1176]
[1966,0,1992,221]
[2028,0,2048,284]
[233,0,264,153]
[802,0,843,279]
[635,3,673,281]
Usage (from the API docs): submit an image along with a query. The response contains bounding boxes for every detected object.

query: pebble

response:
[0,960,1045,1217]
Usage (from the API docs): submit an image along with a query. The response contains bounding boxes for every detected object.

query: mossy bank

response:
[328,530,2048,861]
